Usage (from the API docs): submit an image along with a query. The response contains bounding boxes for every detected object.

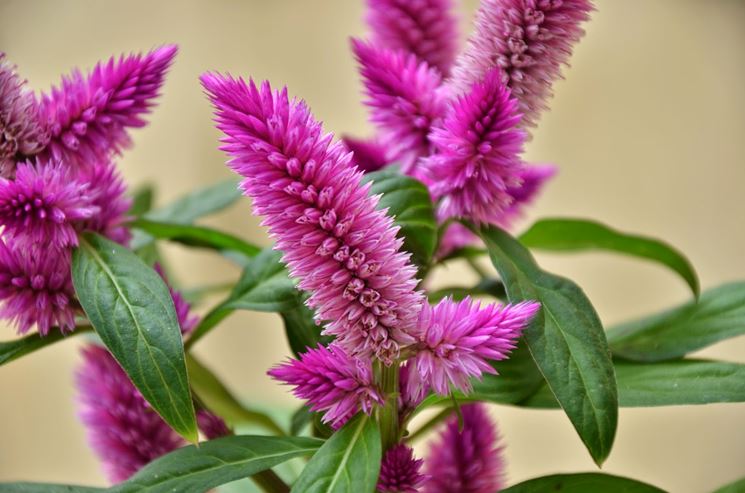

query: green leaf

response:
[428,277,506,303]
[281,300,331,357]
[712,476,745,493]
[607,282,745,362]
[108,435,322,493]
[519,217,699,296]
[290,405,313,436]
[71,233,197,443]
[131,218,261,261]
[522,359,745,408]
[0,327,90,367]
[186,353,286,435]
[479,225,617,465]
[146,178,242,224]
[363,168,437,268]
[500,473,666,493]
[0,483,103,492]
[291,414,381,493]
[128,183,155,217]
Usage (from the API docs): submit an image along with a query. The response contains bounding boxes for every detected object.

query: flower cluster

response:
[0,46,177,335]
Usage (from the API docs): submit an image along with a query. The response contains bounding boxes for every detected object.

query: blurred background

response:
[1,0,744,491]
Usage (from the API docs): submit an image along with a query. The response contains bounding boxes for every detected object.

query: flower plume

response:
[202,72,424,362]
[366,0,459,76]
[449,0,593,128]
[377,444,428,492]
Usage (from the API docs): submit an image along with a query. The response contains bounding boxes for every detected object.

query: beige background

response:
[1,0,744,491]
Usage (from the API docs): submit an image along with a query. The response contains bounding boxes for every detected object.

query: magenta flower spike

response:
[407,297,539,400]
[449,0,593,128]
[501,163,556,226]
[342,136,388,173]
[424,403,506,493]
[202,73,424,362]
[38,45,178,168]
[196,410,231,440]
[0,159,96,248]
[76,345,185,483]
[352,39,447,174]
[426,68,526,226]
[365,0,459,76]
[377,444,428,493]
[268,344,384,428]
[0,239,76,335]
[0,53,49,177]
[78,160,132,245]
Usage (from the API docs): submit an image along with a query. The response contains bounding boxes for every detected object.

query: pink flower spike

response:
[78,160,132,245]
[39,45,178,168]
[202,73,424,362]
[426,68,526,226]
[0,53,49,177]
[0,159,96,248]
[366,0,459,76]
[342,135,388,173]
[449,0,593,128]
[352,39,447,174]
[424,403,505,493]
[408,297,539,400]
[377,444,428,493]
[0,239,77,335]
[268,344,384,429]
[76,345,185,483]
[501,163,557,227]
[197,410,231,440]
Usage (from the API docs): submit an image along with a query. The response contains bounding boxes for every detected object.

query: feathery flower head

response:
[0,239,76,335]
[427,68,526,226]
[449,0,593,128]
[342,136,388,173]
[39,45,177,168]
[398,360,428,420]
[352,40,447,174]
[407,297,539,400]
[268,344,384,428]
[366,0,459,76]
[425,403,505,493]
[0,159,96,248]
[377,444,428,493]
[501,162,556,226]
[202,73,423,362]
[0,53,48,177]
[78,160,132,245]
[197,409,231,440]
[76,344,185,483]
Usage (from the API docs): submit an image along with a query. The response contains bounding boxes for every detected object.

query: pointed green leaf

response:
[607,282,745,362]
[479,225,617,465]
[291,414,381,493]
[500,473,666,493]
[519,217,699,296]
[363,168,437,268]
[0,327,90,367]
[128,183,155,217]
[146,178,241,224]
[71,233,197,442]
[280,300,331,357]
[712,476,745,493]
[0,484,102,492]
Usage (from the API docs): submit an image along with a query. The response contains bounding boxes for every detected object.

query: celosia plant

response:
[1,2,744,493]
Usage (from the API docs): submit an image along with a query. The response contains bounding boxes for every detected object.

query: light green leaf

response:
[500,473,666,493]
[519,217,699,296]
[363,168,437,268]
[128,183,155,217]
[479,225,617,466]
[291,414,381,493]
[607,282,745,362]
[71,233,197,442]
[0,327,90,367]
[712,476,745,493]
[146,178,241,224]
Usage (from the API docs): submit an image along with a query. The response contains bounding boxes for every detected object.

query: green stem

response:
[378,361,401,451]
[465,256,489,279]
[405,406,453,444]
[251,469,290,493]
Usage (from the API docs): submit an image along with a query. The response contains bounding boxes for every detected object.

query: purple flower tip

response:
[424,403,506,493]
[377,444,428,493]
[197,409,231,440]
[342,136,388,173]
[268,344,384,429]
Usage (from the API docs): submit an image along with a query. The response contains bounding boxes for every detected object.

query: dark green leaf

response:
[109,435,322,493]
[128,184,155,217]
[132,218,261,261]
[71,233,197,442]
[186,353,286,435]
[291,414,381,493]
[712,476,745,493]
[146,178,241,224]
[0,327,90,367]
[500,473,666,493]
[523,359,745,408]
[281,300,331,357]
[479,225,617,465]
[437,245,487,263]
[363,168,437,268]
[428,277,506,303]
[519,217,699,296]
[607,282,745,362]
[290,405,313,436]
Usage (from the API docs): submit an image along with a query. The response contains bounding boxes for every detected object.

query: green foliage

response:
[607,282,745,362]
[145,178,242,224]
[712,476,745,493]
[362,168,437,268]
[519,217,699,296]
[291,414,381,493]
[71,233,197,443]
[128,183,155,217]
[479,225,618,465]
[0,327,90,367]
[500,473,666,493]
